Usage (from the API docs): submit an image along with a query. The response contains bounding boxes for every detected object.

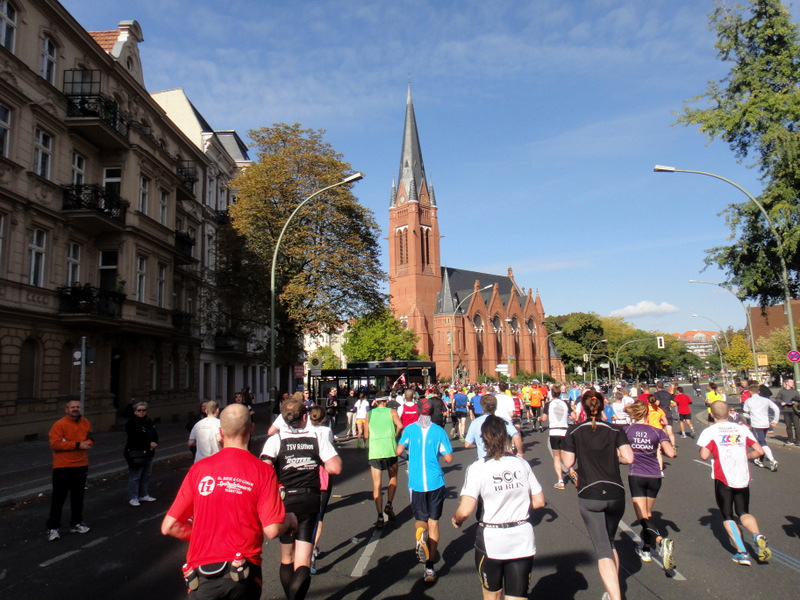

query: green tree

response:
[677,0,800,307]
[342,308,421,362]
[757,323,800,373]
[311,345,342,370]
[227,123,386,369]
[724,333,755,373]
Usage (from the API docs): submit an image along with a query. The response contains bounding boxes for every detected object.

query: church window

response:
[420,227,425,265]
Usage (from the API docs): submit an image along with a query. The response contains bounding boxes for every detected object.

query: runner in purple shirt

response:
[624,401,676,569]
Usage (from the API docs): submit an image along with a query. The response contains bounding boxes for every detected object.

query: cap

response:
[420,403,434,415]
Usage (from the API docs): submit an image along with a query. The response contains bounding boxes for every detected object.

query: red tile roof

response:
[88,30,119,52]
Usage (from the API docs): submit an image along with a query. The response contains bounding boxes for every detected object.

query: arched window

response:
[492,315,503,358]
[19,338,40,400]
[0,1,16,53]
[40,35,57,85]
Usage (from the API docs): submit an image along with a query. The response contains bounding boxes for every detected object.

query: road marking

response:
[40,550,80,567]
[350,528,383,578]
[771,549,800,574]
[82,537,107,548]
[693,459,711,468]
[617,520,686,580]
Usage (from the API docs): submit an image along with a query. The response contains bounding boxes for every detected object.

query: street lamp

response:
[692,314,727,386]
[691,313,728,347]
[449,284,492,383]
[587,339,607,383]
[689,279,759,376]
[269,172,364,405]
[540,330,563,382]
[654,165,800,383]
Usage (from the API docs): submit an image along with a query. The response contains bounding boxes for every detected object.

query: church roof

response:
[435,266,522,315]
[395,85,427,206]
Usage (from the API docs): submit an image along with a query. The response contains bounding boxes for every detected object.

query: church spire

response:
[396,83,427,206]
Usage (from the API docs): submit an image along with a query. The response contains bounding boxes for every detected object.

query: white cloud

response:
[609,301,679,318]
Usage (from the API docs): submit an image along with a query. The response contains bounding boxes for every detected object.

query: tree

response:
[310,345,342,370]
[677,0,800,307]
[227,123,386,369]
[757,323,800,373]
[724,333,755,373]
[342,308,421,362]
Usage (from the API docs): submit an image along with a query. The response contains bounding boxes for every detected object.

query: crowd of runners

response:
[155,376,798,600]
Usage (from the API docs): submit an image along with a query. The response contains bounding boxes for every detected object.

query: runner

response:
[673,386,694,438]
[546,385,573,490]
[624,402,676,569]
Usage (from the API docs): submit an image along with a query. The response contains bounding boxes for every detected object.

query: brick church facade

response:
[387,88,565,383]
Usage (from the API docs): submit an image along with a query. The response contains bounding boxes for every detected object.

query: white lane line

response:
[82,536,107,548]
[617,520,686,581]
[693,459,711,468]
[40,550,80,567]
[350,528,383,578]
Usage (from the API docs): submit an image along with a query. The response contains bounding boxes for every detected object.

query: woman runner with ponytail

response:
[563,390,633,600]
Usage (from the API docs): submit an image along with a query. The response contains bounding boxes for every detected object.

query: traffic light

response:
[657,336,665,349]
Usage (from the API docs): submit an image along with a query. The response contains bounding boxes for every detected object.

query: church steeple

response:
[395,84,429,207]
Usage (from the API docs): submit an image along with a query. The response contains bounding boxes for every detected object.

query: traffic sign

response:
[788,350,800,363]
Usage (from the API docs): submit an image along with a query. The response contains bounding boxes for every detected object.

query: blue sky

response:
[62,0,797,336]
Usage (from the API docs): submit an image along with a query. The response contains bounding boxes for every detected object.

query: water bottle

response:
[230,552,249,582]
[182,563,199,591]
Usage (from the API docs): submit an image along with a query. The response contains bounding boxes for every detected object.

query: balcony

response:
[176,160,197,199]
[58,286,125,318]
[64,95,129,150]
[214,334,247,352]
[172,311,192,334]
[214,209,230,226]
[61,184,129,232]
[174,231,196,265]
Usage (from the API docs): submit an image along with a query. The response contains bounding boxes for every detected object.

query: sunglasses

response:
[135,409,147,413]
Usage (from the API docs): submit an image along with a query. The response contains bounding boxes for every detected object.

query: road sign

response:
[495,364,509,373]
[757,353,769,367]
[421,368,429,376]
[310,369,321,377]
[788,350,800,363]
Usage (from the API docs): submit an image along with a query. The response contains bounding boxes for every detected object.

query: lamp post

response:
[691,313,729,347]
[450,284,492,383]
[654,165,799,383]
[615,338,651,379]
[692,314,728,387]
[690,279,760,376]
[269,172,364,404]
[587,339,607,383]
[540,330,563,382]
[595,353,614,381]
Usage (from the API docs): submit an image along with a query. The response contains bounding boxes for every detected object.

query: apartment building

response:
[0,0,261,443]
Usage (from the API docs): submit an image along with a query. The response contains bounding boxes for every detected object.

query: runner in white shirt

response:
[546,385,573,489]
[452,415,545,600]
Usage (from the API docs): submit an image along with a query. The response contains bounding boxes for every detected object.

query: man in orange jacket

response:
[46,399,94,541]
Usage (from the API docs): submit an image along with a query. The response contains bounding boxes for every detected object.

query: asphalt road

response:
[1,413,799,600]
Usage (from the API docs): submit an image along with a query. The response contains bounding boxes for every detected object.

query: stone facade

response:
[0,1,263,443]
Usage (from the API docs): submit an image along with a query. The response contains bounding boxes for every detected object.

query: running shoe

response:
[47,529,60,542]
[384,503,397,521]
[753,458,764,468]
[423,566,436,583]
[769,460,779,472]
[554,481,565,490]
[70,523,91,534]
[635,547,652,562]
[129,498,141,507]
[310,555,316,575]
[415,527,430,563]
[374,515,384,530]
[568,469,579,487]
[139,495,156,502]
[659,537,676,570]
[755,534,771,562]
[732,552,751,566]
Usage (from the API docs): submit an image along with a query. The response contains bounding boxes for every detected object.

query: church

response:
[387,88,566,383]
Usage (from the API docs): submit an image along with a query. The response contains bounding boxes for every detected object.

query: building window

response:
[40,35,57,85]
[159,189,168,225]
[205,233,214,269]
[149,354,158,391]
[0,213,5,269]
[33,128,52,179]
[99,249,118,291]
[67,242,81,286]
[103,167,121,197]
[72,152,85,185]
[168,355,175,389]
[0,1,16,53]
[138,175,149,214]
[156,263,166,307]
[19,338,39,400]
[136,255,147,302]
[188,226,196,258]
[28,228,46,287]
[0,102,10,157]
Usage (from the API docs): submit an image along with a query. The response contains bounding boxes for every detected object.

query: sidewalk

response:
[0,403,274,507]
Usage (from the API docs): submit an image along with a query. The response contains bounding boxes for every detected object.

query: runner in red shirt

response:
[673,386,695,438]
